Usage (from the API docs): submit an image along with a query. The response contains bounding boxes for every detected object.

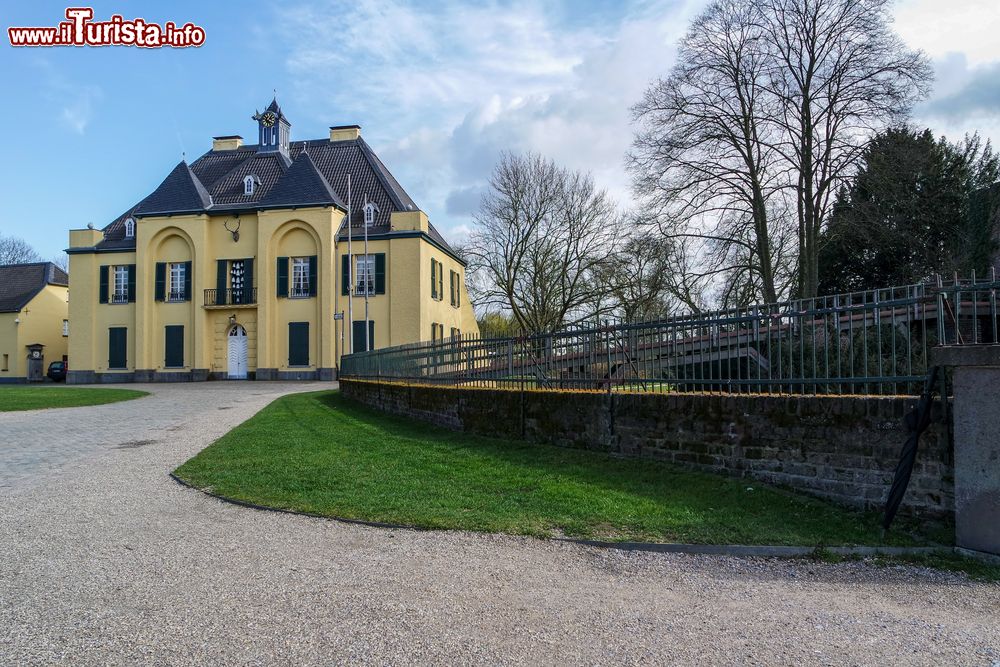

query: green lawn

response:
[0,386,148,412]
[174,390,930,547]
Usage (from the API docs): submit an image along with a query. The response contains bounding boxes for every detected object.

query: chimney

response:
[329,125,361,142]
[212,135,244,151]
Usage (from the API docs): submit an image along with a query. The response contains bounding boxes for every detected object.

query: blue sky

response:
[1,0,998,259]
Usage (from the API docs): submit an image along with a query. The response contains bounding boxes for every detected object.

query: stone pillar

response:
[931,345,1000,557]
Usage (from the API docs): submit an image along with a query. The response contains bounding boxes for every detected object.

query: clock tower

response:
[252,97,291,159]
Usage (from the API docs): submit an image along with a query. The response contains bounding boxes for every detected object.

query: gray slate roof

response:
[97,135,458,258]
[0,262,68,313]
[134,161,213,216]
[259,151,345,209]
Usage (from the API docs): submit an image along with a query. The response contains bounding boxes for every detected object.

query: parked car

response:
[47,361,67,382]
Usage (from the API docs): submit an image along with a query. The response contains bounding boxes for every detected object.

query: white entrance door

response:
[227,325,248,379]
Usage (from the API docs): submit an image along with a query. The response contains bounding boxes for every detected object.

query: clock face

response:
[261,112,277,127]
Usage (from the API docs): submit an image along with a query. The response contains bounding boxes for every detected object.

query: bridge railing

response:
[341,273,1000,396]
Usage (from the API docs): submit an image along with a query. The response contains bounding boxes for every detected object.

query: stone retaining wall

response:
[340,379,954,520]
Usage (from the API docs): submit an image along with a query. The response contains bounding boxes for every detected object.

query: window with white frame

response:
[124,217,135,238]
[112,265,129,303]
[290,257,310,297]
[63,319,69,337]
[168,262,186,301]
[243,175,255,195]
[363,201,378,227]
[354,255,375,295]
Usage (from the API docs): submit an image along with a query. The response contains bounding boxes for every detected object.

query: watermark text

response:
[8,8,205,48]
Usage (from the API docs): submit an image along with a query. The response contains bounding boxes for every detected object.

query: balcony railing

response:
[204,287,257,306]
[110,291,129,304]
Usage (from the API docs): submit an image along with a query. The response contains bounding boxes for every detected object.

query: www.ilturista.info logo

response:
[8,8,205,48]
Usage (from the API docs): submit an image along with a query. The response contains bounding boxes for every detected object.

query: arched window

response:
[363,201,379,227]
[243,175,255,196]
[124,217,135,239]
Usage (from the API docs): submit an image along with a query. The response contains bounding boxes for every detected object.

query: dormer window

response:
[363,201,379,227]
[244,175,256,196]
[124,217,135,239]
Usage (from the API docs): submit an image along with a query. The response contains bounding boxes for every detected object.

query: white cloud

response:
[276,0,999,245]
[894,0,1000,67]
[278,0,702,242]
[32,58,102,135]
[896,0,1000,145]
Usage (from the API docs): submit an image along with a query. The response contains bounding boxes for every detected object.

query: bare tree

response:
[465,152,621,333]
[51,252,69,273]
[602,235,677,322]
[630,0,787,304]
[0,234,42,265]
[631,0,932,302]
[761,0,932,297]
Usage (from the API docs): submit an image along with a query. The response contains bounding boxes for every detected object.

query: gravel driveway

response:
[1,382,998,666]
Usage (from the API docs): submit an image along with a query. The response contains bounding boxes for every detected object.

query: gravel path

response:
[1,383,998,666]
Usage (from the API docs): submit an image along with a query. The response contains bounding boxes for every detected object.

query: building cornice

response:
[65,246,138,255]
[342,230,466,266]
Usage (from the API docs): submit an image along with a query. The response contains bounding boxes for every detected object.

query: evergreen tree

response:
[818,128,998,294]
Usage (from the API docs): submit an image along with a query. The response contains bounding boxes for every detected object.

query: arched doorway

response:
[227,325,248,379]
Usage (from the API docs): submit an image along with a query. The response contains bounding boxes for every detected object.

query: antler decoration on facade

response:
[223,214,241,242]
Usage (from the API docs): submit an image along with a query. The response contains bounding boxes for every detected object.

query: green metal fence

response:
[341,273,1000,396]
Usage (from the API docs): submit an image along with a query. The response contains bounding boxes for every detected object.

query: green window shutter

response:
[183,261,192,301]
[98,265,109,304]
[154,262,166,302]
[430,259,437,300]
[108,327,127,369]
[341,255,350,296]
[216,260,227,305]
[438,262,444,301]
[288,322,309,366]
[450,271,456,306]
[277,257,289,298]
[456,271,461,307]
[374,253,386,294]
[243,258,254,303]
[308,255,318,297]
[352,320,376,353]
[164,325,184,368]
[127,265,136,303]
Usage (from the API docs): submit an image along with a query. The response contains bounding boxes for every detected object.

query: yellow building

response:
[0,262,69,383]
[66,98,477,383]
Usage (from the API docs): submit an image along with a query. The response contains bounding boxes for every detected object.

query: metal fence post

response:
[605,321,612,397]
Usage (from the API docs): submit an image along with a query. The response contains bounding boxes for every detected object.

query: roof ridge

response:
[355,137,407,211]
[296,151,341,202]
[1,261,50,267]
[184,161,214,208]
